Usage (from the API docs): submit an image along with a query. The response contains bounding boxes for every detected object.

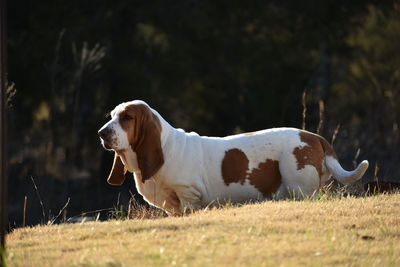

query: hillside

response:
[5,194,400,266]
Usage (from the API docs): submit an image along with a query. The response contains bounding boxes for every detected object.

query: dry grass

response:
[5,193,400,267]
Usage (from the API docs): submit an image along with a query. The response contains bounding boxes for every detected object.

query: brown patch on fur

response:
[107,153,127,185]
[293,131,324,177]
[293,131,338,187]
[221,148,282,197]
[221,148,249,185]
[319,135,338,160]
[248,159,282,197]
[119,104,164,182]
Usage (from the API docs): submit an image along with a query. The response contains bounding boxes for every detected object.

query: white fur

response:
[102,100,369,214]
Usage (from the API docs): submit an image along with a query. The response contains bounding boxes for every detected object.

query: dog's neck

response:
[148,110,201,181]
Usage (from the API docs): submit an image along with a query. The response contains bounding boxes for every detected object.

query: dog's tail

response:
[325,154,369,185]
[318,136,369,184]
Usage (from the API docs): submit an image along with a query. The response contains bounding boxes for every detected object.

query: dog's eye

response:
[123,114,133,121]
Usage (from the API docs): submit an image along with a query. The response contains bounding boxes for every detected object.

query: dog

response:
[98,100,369,215]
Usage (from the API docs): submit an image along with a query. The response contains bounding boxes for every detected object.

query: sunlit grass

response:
[6,193,400,266]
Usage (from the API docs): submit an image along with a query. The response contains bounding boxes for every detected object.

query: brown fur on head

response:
[101,103,164,185]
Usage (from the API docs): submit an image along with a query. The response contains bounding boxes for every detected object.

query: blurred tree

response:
[329,5,400,180]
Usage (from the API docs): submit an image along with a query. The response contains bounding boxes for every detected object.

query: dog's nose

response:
[98,128,110,139]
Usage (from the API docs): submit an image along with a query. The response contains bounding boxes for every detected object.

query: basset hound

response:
[98,100,369,215]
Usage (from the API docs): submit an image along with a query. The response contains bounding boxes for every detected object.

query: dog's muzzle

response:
[98,127,114,149]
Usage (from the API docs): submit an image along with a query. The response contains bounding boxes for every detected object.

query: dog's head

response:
[98,100,164,185]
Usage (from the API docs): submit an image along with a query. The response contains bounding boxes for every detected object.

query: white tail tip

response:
[326,157,369,184]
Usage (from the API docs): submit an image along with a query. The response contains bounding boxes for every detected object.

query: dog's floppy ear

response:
[107,153,127,185]
[136,110,164,183]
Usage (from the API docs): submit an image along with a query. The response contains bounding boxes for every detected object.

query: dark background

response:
[6,0,400,227]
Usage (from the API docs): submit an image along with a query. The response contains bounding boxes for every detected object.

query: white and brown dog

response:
[98,100,369,215]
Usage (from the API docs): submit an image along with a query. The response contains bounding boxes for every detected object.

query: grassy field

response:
[5,193,400,266]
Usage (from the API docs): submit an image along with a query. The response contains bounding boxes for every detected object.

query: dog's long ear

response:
[136,110,164,183]
[107,153,127,185]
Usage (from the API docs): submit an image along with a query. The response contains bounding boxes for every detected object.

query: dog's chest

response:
[133,173,180,212]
